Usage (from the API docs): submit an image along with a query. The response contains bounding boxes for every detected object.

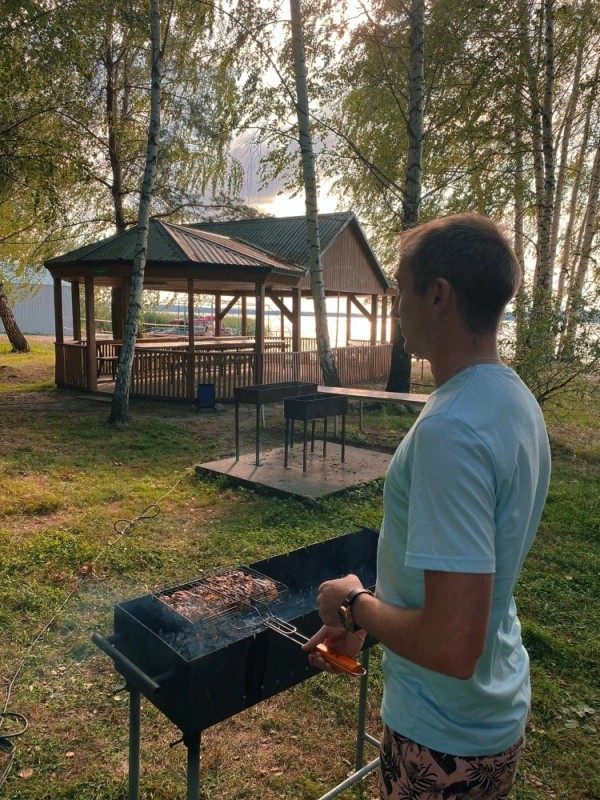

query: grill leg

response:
[303,420,308,472]
[185,732,201,800]
[235,401,240,461]
[355,647,370,770]
[128,688,141,800]
[255,404,261,466]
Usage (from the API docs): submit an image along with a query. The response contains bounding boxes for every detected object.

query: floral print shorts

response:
[379,725,524,799]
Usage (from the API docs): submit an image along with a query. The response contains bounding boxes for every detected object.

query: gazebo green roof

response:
[191,212,366,266]
[45,213,391,296]
[45,219,304,276]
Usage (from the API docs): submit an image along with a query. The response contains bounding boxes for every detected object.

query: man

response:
[303,214,551,799]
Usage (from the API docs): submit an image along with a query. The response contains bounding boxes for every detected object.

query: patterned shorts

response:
[379,725,524,800]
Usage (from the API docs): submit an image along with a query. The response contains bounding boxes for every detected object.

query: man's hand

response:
[316,573,363,627]
[301,625,366,674]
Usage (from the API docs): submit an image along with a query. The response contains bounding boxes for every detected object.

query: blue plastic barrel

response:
[197,383,216,411]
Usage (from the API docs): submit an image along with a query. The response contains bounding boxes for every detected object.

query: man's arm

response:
[316,571,493,680]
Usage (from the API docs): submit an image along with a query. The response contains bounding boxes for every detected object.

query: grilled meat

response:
[159,570,279,622]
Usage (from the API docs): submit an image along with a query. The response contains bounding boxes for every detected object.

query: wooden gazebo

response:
[44,212,394,402]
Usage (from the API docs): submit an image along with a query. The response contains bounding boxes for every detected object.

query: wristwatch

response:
[338,588,373,632]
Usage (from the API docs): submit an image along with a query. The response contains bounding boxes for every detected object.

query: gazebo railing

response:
[55,342,393,401]
[55,342,87,389]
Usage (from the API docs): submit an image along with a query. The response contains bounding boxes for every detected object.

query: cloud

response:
[231,132,337,217]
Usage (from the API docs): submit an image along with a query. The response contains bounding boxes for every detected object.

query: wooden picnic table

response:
[317,386,430,431]
[134,336,251,350]
[134,337,286,353]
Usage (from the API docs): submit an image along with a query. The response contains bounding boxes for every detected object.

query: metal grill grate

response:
[153,566,287,627]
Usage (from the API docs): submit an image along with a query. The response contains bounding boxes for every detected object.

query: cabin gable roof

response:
[191,212,392,294]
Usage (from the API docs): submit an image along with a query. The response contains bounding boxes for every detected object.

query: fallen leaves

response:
[18,767,34,779]
[525,773,557,798]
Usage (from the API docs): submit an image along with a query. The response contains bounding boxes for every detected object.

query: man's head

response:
[396,214,521,337]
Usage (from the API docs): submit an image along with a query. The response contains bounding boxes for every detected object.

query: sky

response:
[231,133,339,217]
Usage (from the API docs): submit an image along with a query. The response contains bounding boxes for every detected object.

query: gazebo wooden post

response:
[121,277,131,339]
[255,283,265,384]
[241,296,247,335]
[84,276,98,391]
[187,279,195,401]
[215,293,222,335]
[53,278,64,345]
[111,288,124,340]
[380,296,388,342]
[346,295,352,345]
[70,282,81,341]
[370,293,378,345]
[292,288,301,352]
[53,278,64,385]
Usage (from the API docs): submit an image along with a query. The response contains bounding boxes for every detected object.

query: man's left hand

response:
[316,573,364,627]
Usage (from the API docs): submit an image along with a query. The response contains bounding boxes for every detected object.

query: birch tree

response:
[289,0,339,386]
[386,0,425,393]
[109,0,164,425]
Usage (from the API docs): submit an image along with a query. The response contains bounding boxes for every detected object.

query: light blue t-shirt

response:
[377,364,551,756]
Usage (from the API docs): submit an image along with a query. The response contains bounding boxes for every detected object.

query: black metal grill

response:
[284,393,349,472]
[93,528,380,799]
[234,381,318,464]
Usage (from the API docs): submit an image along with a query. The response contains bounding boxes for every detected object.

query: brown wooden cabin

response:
[44,212,395,402]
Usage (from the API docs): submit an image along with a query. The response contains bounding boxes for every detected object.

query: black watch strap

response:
[344,588,373,608]
[339,588,373,632]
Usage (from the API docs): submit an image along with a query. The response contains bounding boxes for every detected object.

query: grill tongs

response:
[262,615,366,677]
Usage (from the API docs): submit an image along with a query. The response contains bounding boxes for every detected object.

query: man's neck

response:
[430,337,502,388]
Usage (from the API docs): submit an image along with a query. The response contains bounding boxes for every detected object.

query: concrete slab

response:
[196,443,391,498]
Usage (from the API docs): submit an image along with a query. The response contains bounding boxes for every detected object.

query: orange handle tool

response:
[314,642,366,676]
[261,615,366,677]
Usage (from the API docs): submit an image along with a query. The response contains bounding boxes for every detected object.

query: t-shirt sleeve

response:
[405,414,497,573]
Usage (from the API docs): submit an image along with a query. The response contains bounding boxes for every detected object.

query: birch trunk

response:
[549,35,583,273]
[289,0,340,386]
[562,138,600,351]
[520,2,545,289]
[401,0,425,231]
[513,121,528,353]
[106,31,129,337]
[386,0,424,393]
[109,0,163,424]
[572,140,600,294]
[535,0,555,295]
[557,59,599,308]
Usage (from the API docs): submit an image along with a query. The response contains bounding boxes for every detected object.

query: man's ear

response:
[428,277,453,311]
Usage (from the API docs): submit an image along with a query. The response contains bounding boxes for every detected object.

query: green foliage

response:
[0,0,272,277]
[506,287,600,405]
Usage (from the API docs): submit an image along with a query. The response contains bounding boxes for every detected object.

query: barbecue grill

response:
[284,393,348,472]
[234,381,318,464]
[93,527,380,800]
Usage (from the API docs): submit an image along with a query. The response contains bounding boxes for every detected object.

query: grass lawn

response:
[0,338,598,799]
